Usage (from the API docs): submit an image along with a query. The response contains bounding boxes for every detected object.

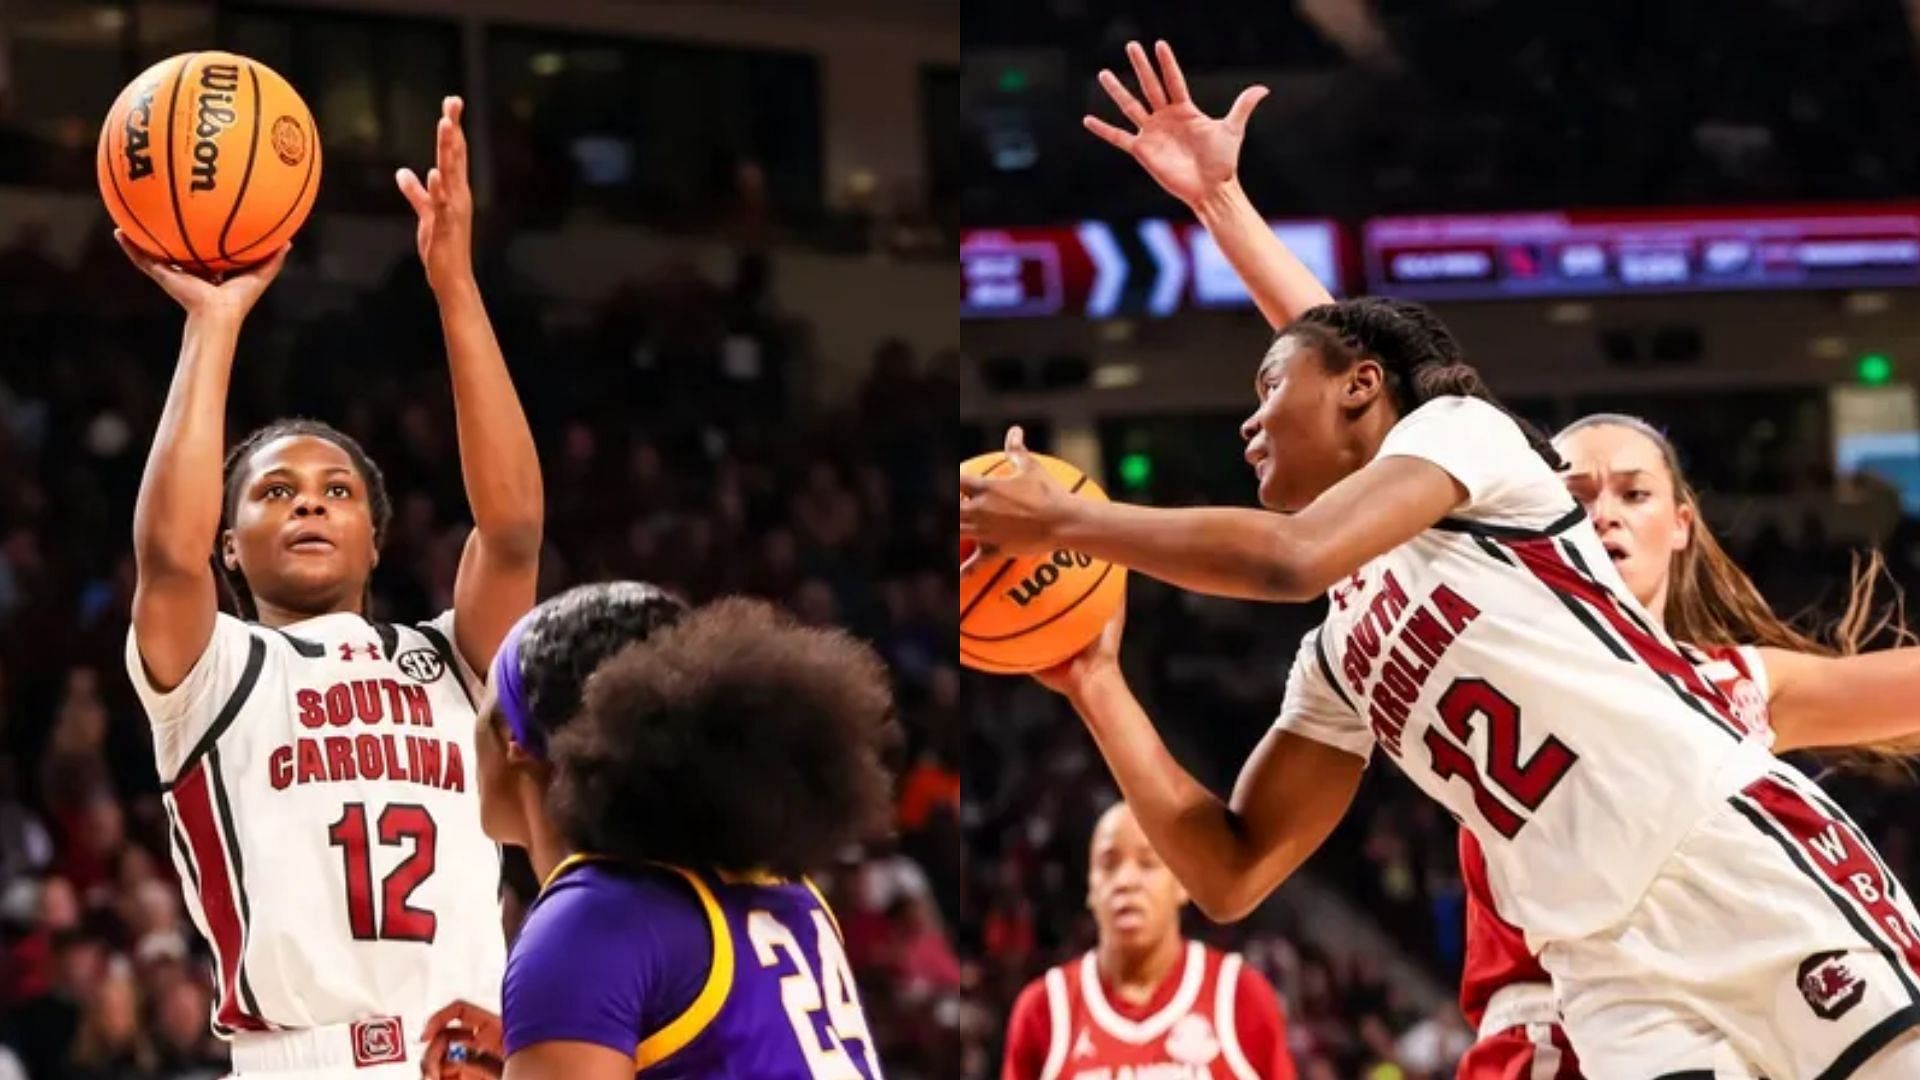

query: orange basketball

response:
[97,51,321,276]
[960,452,1127,674]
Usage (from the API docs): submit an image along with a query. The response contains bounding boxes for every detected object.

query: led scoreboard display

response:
[961,219,1344,320]
[1363,206,1920,300]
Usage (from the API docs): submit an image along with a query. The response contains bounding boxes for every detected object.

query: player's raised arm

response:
[397,95,544,674]
[126,234,291,690]
[1756,646,1920,753]
[961,427,1464,603]
[1086,40,1331,329]
[1037,610,1363,923]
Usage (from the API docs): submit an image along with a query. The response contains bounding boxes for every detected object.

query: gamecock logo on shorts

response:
[397,648,445,684]
[351,1016,404,1066]
[1798,951,1866,1020]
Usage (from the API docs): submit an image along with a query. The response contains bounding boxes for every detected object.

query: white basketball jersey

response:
[1275,397,1776,944]
[126,610,505,1034]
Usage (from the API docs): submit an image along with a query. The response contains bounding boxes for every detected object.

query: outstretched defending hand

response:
[115,230,289,322]
[1083,40,1269,209]
[396,96,476,294]
[960,426,1079,559]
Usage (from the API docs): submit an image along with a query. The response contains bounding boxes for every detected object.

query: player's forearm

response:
[1766,646,1920,753]
[436,278,543,558]
[1068,670,1291,922]
[1189,180,1334,331]
[133,313,240,572]
[1059,500,1322,603]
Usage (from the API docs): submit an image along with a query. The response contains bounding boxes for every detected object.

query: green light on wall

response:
[1118,452,1153,489]
[1859,353,1893,386]
[997,67,1029,93]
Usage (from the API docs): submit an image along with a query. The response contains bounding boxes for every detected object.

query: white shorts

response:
[1542,764,1920,1079]
[224,1013,428,1079]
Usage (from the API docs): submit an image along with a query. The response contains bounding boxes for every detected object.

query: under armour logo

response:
[339,642,382,662]
[1331,571,1368,611]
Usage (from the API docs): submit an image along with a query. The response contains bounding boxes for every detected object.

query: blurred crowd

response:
[961,401,1920,1078]
[0,217,963,1079]
[963,0,1920,223]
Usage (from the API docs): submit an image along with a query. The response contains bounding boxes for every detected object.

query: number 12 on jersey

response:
[1424,677,1578,839]
[749,910,882,1079]
[327,802,439,942]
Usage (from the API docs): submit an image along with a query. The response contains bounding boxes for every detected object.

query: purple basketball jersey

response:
[504,858,883,1078]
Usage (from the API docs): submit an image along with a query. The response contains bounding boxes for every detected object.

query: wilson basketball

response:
[960,452,1127,674]
[97,51,321,276]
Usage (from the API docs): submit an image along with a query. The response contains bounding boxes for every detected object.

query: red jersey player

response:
[1002,802,1296,1080]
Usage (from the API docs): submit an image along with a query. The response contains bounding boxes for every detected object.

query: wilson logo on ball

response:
[189,62,241,193]
[121,80,159,181]
[1004,550,1096,607]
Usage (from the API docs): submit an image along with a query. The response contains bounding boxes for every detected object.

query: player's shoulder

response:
[1009,954,1077,1023]
[533,860,701,922]
[515,862,708,969]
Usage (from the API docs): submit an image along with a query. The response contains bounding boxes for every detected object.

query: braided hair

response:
[1281,297,1564,471]
[218,418,391,620]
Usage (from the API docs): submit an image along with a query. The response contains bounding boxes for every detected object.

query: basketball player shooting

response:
[120,96,542,1078]
[1003,802,1294,1080]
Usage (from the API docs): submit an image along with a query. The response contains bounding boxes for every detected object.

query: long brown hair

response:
[1558,413,1918,761]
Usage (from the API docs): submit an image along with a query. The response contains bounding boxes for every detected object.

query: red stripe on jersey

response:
[1504,538,1743,739]
[1456,829,1548,1029]
[170,762,266,1032]
[1746,775,1920,984]
[1455,1020,1585,1080]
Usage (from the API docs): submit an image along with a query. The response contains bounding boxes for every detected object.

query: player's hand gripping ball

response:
[960,447,1126,674]
[97,51,321,277]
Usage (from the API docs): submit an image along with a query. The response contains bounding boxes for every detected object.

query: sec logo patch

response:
[397,648,445,683]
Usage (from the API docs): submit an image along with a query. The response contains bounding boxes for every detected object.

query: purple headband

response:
[489,612,544,760]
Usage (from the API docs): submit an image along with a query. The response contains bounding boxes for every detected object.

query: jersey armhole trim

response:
[802,876,845,944]
[414,622,476,708]
[1312,631,1357,714]
[372,622,400,660]
[1433,503,1585,540]
[162,634,267,791]
[1039,966,1070,1080]
[633,865,735,1069]
[269,628,325,658]
[1215,954,1260,1080]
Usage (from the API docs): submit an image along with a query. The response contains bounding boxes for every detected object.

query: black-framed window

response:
[221,5,461,213]
[485,27,821,231]
[0,0,211,188]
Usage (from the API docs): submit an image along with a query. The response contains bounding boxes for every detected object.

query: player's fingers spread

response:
[1097,70,1150,128]
[1155,40,1192,103]
[1004,425,1032,464]
[113,230,157,273]
[251,244,292,280]
[1226,86,1270,133]
[422,999,471,1037]
[1125,40,1167,109]
[396,168,431,210]
[1083,115,1135,151]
